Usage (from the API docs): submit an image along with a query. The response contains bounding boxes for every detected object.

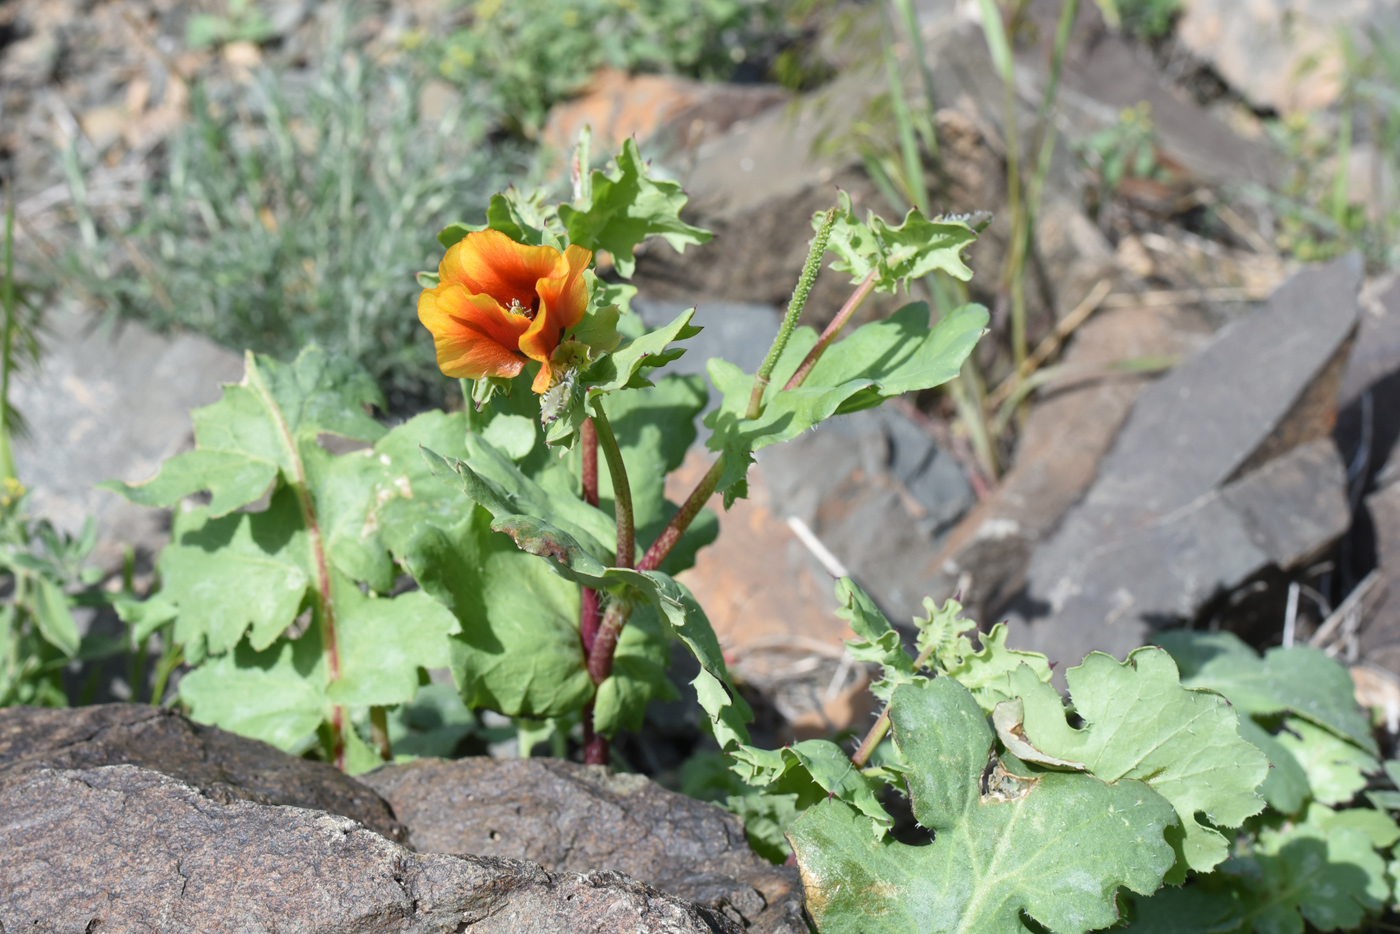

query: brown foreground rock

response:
[0,765,738,934]
[0,702,406,844]
[362,757,806,934]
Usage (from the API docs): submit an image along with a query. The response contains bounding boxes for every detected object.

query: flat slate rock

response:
[362,757,806,934]
[0,703,406,845]
[0,764,738,934]
[10,307,245,569]
[1009,257,1362,667]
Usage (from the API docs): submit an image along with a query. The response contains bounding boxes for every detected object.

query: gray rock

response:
[10,307,245,569]
[1336,273,1400,491]
[361,757,806,934]
[759,406,975,623]
[928,302,1197,623]
[1010,258,1363,666]
[0,764,738,934]
[0,702,407,845]
[1361,480,1400,668]
[1177,0,1400,115]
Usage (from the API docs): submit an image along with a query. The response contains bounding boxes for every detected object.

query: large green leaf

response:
[158,490,311,659]
[1005,649,1268,877]
[178,632,327,753]
[558,138,712,278]
[406,508,594,720]
[177,570,454,750]
[421,444,751,745]
[1275,717,1379,807]
[1157,631,1377,755]
[1238,717,1311,816]
[789,677,1179,934]
[704,302,987,504]
[103,345,385,516]
[1227,821,1389,934]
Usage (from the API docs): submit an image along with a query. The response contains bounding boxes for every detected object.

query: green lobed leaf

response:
[158,491,311,658]
[103,345,385,517]
[1006,650,1268,877]
[1275,717,1379,806]
[1157,630,1378,755]
[178,631,328,753]
[730,739,893,832]
[789,676,1179,934]
[822,189,980,292]
[178,564,456,751]
[835,576,919,702]
[1237,717,1312,816]
[558,138,712,278]
[407,509,593,720]
[942,623,1052,712]
[1226,821,1389,933]
[704,302,987,504]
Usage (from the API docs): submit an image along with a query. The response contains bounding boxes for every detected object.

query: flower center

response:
[505,297,539,319]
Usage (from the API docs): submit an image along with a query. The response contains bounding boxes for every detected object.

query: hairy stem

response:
[851,642,940,768]
[638,457,724,572]
[580,418,601,651]
[588,598,633,685]
[747,208,837,418]
[783,271,877,391]
[589,397,634,568]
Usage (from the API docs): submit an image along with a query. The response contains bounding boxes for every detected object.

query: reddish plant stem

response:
[587,599,631,684]
[783,271,877,391]
[250,360,345,768]
[638,457,724,572]
[580,418,601,652]
[582,726,609,765]
[581,418,599,507]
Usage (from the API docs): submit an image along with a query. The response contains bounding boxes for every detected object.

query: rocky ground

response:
[4,0,1400,926]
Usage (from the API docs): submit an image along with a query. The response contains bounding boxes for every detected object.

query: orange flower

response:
[418,229,593,392]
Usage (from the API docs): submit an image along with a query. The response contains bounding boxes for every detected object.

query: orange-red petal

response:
[440,229,564,311]
[418,283,531,380]
[521,244,594,392]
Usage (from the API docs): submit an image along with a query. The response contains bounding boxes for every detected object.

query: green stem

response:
[747,208,837,419]
[881,3,928,215]
[638,457,724,572]
[150,623,182,706]
[851,641,941,768]
[589,396,633,569]
[247,358,345,768]
[783,271,877,391]
[369,705,392,761]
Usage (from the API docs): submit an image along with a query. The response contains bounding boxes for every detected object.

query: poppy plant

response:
[418,229,593,392]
